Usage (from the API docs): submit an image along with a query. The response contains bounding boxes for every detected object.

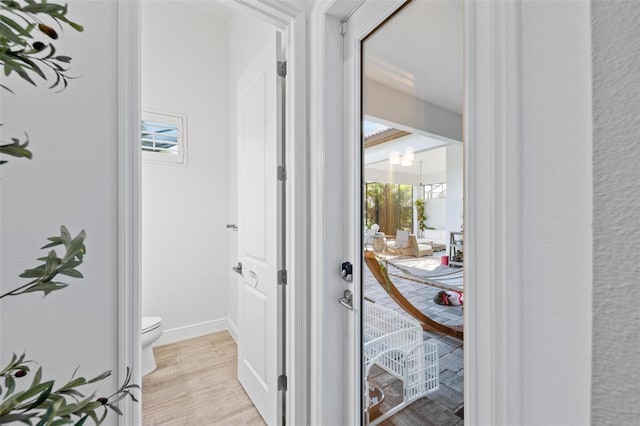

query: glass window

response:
[365,182,413,235]
[141,111,187,164]
[423,182,447,199]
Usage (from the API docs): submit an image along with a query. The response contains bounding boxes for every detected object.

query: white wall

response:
[0,0,119,409]
[424,198,447,231]
[141,1,229,342]
[365,168,445,186]
[591,2,640,424]
[520,1,592,424]
[226,11,275,331]
[446,144,463,234]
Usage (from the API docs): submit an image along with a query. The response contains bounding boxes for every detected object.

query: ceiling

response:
[366,143,447,177]
[364,0,463,115]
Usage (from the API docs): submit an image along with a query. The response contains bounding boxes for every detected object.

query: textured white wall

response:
[521,1,593,424]
[591,1,640,424]
[0,0,119,409]
[141,2,229,340]
[226,11,275,330]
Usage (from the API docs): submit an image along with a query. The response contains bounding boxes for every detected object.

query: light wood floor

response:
[142,331,265,425]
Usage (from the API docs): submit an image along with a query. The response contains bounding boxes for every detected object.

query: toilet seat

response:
[142,316,162,333]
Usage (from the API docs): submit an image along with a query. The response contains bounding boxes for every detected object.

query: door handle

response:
[232,262,243,276]
[339,289,353,310]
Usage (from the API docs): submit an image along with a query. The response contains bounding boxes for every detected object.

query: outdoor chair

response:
[402,235,433,257]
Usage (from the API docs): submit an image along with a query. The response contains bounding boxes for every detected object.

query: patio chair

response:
[386,230,409,254]
[364,251,463,340]
[402,235,433,257]
[364,224,380,250]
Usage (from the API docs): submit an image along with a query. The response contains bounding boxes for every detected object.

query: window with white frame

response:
[423,182,447,199]
[141,111,187,164]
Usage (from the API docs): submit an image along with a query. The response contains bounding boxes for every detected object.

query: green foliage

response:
[0,125,31,164]
[0,0,83,166]
[414,198,428,233]
[0,0,83,92]
[0,226,86,299]
[365,182,414,233]
[0,2,139,423]
[0,354,139,425]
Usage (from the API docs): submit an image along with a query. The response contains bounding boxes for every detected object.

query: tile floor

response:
[363,250,464,425]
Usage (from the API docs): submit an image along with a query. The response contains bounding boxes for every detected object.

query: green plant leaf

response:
[35,397,64,426]
[23,281,68,296]
[0,15,33,38]
[56,377,87,393]
[86,371,111,385]
[0,21,27,45]
[30,366,43,388]
[0,82,15,93]
[106,404,122,416]
[4,375,15,396]
[16,381,54,411]
[19,265,46,278]
[0,412,37,423]
[73,414,89,426]
[57,269,82,279]
[41,236,63,249]
[50,418,74,426]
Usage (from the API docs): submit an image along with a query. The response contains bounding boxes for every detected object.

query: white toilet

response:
[141,316,162,376]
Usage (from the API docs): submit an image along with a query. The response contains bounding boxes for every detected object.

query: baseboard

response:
[226,318,239,343]
[156,318,228,347]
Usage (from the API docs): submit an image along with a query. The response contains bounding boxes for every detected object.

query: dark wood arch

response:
[364,251,463,340]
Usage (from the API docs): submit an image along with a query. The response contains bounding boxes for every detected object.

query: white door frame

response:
[116,1,308,425]
[310,0,525,424]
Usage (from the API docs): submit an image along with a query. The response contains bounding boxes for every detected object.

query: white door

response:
[237,32,284,426]
[340,1,409,424]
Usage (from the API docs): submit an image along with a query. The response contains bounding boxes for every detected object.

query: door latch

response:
[339,289,353,310]
[341,261,353,282]
[232,262,243,276]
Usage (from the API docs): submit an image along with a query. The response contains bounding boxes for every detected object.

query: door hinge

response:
[278,374,288,391]
[277,61,287,78]
[278,165,287,181]
[340,21,347,36]
[278,269,287,285]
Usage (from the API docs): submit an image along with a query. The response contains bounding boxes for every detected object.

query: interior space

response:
[139,1,278,422]
[0,0,636,425]
[360,2,464,424]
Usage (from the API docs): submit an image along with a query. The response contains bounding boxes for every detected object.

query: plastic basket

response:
[364,302,439,425]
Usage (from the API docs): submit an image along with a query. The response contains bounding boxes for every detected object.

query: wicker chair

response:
[402,235,433,257]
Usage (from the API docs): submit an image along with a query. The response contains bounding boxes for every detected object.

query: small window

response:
[423,182,447,199]
[141,111,187,164]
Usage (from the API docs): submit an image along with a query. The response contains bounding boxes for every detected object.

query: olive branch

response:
[0,2,139,424]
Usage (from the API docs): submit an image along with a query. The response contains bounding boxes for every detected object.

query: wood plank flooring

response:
[142,332,265,425]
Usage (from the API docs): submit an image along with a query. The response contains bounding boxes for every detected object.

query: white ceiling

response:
[364,132,448,166]
[366,144,447,177]
[364,0,463,115]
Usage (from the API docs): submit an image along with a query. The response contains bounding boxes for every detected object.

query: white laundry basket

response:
[364,302,439,425]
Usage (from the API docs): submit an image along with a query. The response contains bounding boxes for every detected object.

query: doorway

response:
[119,1,308,424]
[310,0,529,424]
[139,1,280,424]
[359,1,464,424]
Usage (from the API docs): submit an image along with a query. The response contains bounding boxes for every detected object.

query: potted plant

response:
[0,1,138,423]
[414,198,428,237]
